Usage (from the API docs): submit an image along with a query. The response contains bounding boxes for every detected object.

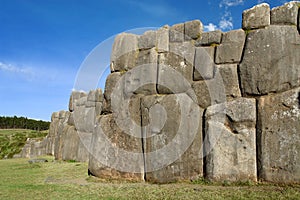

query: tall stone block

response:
[215,29,245,64]
[169,23,184,43]
[157,42,195,94]
[193,46,215,81]
[88,113,144,181]
[122,48,157,95]
[110,33,139,72]
[240,26,300,95]
[141,93,203,183]
[257,87,300,183]
[242,3,270,30]
[103,72,122,113]
[205,98,257,182]
[156,25,169,53]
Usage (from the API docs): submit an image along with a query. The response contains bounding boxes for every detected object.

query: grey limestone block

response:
[157,42,195,94]
[271,1,300,25]
[88,113,144,181]
[240,25,300,95]
[123,48,158,95]
[138,30,157,50]
[194,46,215,81]
[196,30,222,46]
[156,25,169,53]
[110,33,139,72]
[141,93,203,183]
[215,29,245,64]
[257,87,300,183]
[69,91,87,112]
[191,64,241,109]
[205,98,257,182]
[103,72,122,113]
[184,19,203,40]
[169,23,184,43]
[242,3,271,30]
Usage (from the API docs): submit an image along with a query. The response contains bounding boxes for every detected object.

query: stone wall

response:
[27,2,300,183]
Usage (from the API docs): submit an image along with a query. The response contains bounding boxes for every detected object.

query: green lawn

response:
[0,129,48,159]
[0,157,299,199]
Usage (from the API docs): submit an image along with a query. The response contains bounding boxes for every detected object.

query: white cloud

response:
[219,18,233,30]
[0,62,35,79]
[218,11,233,31]
[219,0,245,7]
[204,23,218,32]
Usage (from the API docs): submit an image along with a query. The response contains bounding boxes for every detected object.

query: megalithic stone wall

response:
[30,1,300,184]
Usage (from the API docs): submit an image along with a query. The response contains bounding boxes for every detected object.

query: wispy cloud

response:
[129,1,178,17]
[0,62,35,80]
[204,23,218,32]
[219,11,233,30]
[219,0,245,7]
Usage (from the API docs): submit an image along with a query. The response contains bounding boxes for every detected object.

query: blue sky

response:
[0,0,288,121]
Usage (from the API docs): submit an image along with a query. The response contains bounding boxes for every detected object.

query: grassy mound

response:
[0,129,48,159]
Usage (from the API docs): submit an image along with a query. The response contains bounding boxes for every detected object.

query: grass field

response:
[0,157,299,200]
[0,129,48,159]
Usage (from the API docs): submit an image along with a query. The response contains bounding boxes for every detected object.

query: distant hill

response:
[0,116,50,131]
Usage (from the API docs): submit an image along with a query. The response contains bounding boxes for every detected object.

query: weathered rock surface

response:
[169,23,184,43]
[184,20,203,40]
[240,25,300,95]
[242,3,270,30]
[271,2,300,25]
[110,33,139,72]
[103,72,122,113]
[257,87,300,183]
[138,30,157,50]
[88,114,144,181]
[156,25,169,53]
[141,93,203,183]
[205,98,257,181]
[215,29,245,64]
[196,30,222,46]
[193,47,215,81]
[157,42,194,94]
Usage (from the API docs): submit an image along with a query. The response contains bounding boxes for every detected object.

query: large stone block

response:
[87,89,103,103]
[205,98,257,182]
[110,33,139,72]
[193,46,215,81]
[77,131,92,162]
[103,72,122,113]
[156,25,169,53]
[122,48,157,95]
[88,114,144,181]
[184,20,203,40]
[141,93,203,183]
[138,30,157,50]
[242,3,270,30]
[257,87,300,183]
[195,30,222,46]
[240,26,300,95]
[271,2,300,25]
[215,29,245,64]
[169,23,184,43]
[216,64,241,99]
[61,125,80,161]
[157,42,194,94]
[69,91,86,112]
